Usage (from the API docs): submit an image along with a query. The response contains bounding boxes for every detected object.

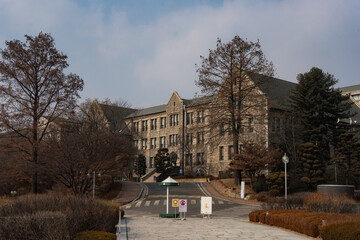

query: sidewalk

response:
[113,181,141,205]
[125,216,313,240]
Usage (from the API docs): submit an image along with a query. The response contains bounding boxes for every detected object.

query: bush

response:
[268,189,280,197]
[249,209,360,238]
[0,211,69,240]
[255,192,269,202]
[320,222,360,240]
[74,231,116,240]
[252,182,263,193]
[262,192,311,210]
[304,193,356,213]
[0,194,119,237]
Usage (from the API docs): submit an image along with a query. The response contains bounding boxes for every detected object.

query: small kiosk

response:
[159,177,179,218]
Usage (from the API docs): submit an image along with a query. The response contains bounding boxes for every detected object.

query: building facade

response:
[90,76,360,179]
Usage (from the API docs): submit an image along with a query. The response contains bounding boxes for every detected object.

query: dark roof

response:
[339,84,360,93]
[125,104,167,119]
[182,95,214,107]
[99,104,137,131]
[249,74,297,110]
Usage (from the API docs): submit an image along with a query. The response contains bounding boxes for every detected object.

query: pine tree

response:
[154,148,171,174]
[298,142,325,190]
[333,132,360,185]
[134,154,147,179]
[289,67,352,163]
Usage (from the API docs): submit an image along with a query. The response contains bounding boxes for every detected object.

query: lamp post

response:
[88,171,101,199]
[282,153,289,200]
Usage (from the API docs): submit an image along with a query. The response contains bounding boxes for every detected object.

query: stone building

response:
[90,76,360,180]
[122,75,298,178]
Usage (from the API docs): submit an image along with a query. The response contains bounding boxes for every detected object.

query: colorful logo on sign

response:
[172,199,179,207]
[179,199,187,212]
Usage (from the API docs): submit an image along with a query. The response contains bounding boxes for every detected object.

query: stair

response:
[141,168,161,182]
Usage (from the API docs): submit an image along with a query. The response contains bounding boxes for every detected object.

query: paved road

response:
[121,182,312,239]
[123,182,256,218]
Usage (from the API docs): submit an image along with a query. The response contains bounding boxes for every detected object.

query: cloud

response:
[0,0,359,107]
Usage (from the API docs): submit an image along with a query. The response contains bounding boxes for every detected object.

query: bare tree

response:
[231,141,281,188]
[196,35,274,185]
[0,32,84,193]
[43,126,135,195]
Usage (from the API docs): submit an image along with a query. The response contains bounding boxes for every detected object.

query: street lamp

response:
[88,171,101,199]
[282,153,289,200]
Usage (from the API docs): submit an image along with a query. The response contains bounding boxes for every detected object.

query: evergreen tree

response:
[154,148,171,174]
[289,67,352,163]
[333,132,360,185]
[134,154,147,179]
[298,142,325,190]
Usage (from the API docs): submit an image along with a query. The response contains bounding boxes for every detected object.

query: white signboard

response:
[179,199,187,212]
[201,197,212,215]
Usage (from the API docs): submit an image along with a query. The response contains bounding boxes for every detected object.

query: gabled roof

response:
[98,104,137,131]
[182,95,214,107]
[249,74,297,110]
[339,84,360,93]
[125,104,167,119]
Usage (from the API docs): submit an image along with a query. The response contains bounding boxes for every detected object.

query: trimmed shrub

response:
[249,209,360,238]
[252,182,263,193]
[0,211,69,240]
[74,231,116,240]
[320,222,360,240]
[304,193,356,213]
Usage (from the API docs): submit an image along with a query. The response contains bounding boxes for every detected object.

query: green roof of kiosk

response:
[159,177,179,186]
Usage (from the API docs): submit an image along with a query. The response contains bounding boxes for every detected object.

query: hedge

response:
[249,209,360,238]
[74,231,116,240]
[320,222,360,240]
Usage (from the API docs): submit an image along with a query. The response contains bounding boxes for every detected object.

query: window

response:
[197,131,204,144]
[160,136,166,148]
[219,146,224,160]
[175,114,179,125]
[220,124,225,136]
[150,138,157,149]
[271,118,276,132]
[186,133,193,145]
[141,139,147,150]
[196,152,204,165]
[186,112,194,125]
[248,117,254,133]
[169,114,179,126]
[352,94,360,101]
[185,153,193,166]
[133,140,138,149]
[197,111,205,123]
[239,144,244,154]
[160,117,166,128]
[149,157,154,168]
[133,122,139,132]
[141,120,148,131]
[276,118,280,132]
[151,119,157,130]
[238,119,244,133]
[228,146,234,160]
[169,134,178,146]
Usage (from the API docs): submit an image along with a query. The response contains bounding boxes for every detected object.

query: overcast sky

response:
[0,0,359,108]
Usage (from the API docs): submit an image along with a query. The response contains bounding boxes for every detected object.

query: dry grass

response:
[0,193,119,239]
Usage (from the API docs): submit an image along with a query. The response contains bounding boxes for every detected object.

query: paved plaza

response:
[125,215,313,240]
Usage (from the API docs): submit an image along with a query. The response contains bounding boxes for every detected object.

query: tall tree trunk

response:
[233,133,242,186]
